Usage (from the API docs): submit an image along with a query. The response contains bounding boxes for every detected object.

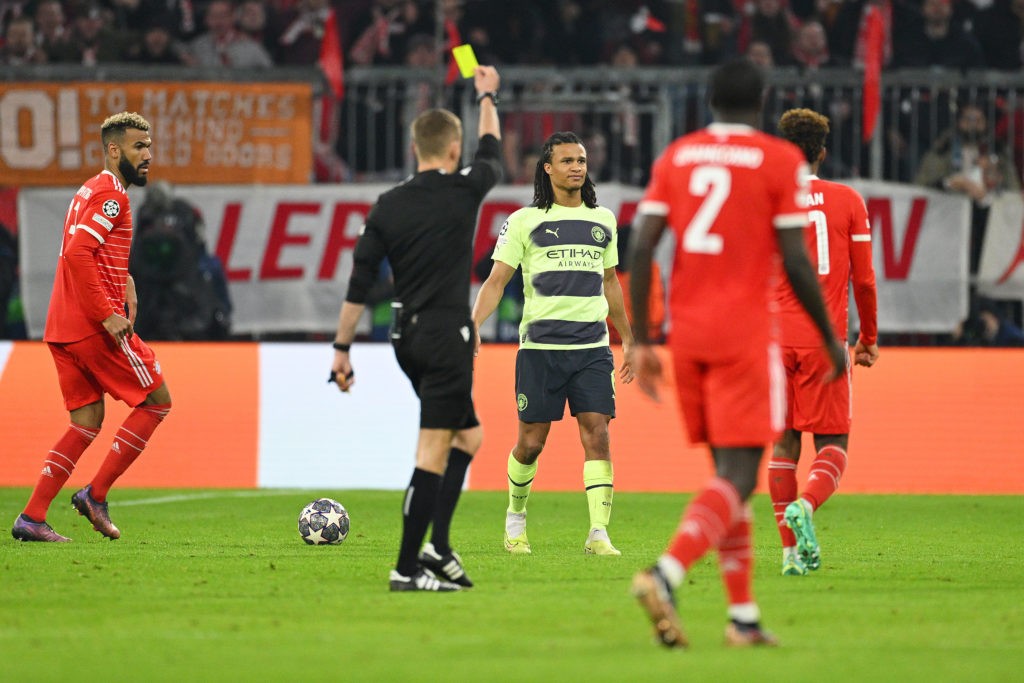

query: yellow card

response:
[451,44,479,79]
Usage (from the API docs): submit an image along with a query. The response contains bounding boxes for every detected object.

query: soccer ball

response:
[298,498,350,545]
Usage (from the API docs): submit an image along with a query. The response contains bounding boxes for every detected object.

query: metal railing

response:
[342,66,1024,187]
[6,64,1024,187]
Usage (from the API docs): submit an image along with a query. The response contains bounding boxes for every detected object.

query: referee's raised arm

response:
[474,66,501,141]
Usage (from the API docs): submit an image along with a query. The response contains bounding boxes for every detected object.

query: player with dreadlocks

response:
[473,131,635,556]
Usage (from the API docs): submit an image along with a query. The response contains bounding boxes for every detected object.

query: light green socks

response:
[507,452,537,514]
[583,459,614,531]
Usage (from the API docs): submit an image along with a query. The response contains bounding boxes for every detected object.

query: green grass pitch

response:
[1,488,1021,682]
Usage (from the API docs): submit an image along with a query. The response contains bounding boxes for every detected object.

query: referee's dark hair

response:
[533,131,598,211]
[778,108,830,164]
[411,108,462,160]
[708,58,765,115]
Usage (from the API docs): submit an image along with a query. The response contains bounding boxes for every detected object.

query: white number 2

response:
[809,209,830,275]
[683,166,729,254]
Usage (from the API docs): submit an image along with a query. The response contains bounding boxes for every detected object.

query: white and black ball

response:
[298,498,350,545]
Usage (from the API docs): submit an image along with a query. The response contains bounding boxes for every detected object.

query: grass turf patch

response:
[1,489,1021,682]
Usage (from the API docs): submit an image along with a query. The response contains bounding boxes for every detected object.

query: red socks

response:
[768,455,798,547]
[666,477,741,570]
[802,444,848,511]
[90,404,171,501]
[719,504,754,607]
[23,424,100,521]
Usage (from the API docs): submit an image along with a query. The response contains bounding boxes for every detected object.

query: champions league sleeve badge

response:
[102,199,121,218]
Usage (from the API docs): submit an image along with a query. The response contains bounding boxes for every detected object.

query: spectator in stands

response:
[33,0,67,55]
[404,33,439,117]
[973,0,1024,70]
[916,103,1020,205]
[186,0,273,67]
[1,14,45,64]
[467,1,546,65]
[746,38,775,68]
[456,1,501,65]
[597,43,650,184]
[138,0,199,41]
[272,0,349,181]
[916,102,1020,274]
[501,79,583,194]
[894,0,984,69]
[347,0,430,66]
[742,0,798,66]
[275,0,332,66]
[511,148,542,185]
[951,297,1024,346]
[48,2,130,64]
[790,19,840,70]
[581,128,610,183]
[237,0,279,58]
[0,1,21,32]
[540,0,604,65]
[659,0,737,65]
[107,0,150,33]
[125,17,189,64]
[130,181,232,341]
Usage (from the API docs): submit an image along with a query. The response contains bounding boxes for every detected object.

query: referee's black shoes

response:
[418,543,474,587]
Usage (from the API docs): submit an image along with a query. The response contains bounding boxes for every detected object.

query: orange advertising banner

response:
[0,81,312,185]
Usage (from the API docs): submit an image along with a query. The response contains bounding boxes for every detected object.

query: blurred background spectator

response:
[185,0,273,67]
[130,182,233,341]
[237,0,278,57]
[740,0,797,66]
[48,2,130,63]
[125,18,189,63]
[916,101,1020,273]
[8,0,1024,346]
[1,14,44,63]
[745,38,775,67]
[33,0,68,55]
[973,0,1024,70]
[894,0,983,69]
[276,0,332,66]
[789,18,838,70]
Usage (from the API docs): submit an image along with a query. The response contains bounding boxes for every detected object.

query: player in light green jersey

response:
[473,131,635,556]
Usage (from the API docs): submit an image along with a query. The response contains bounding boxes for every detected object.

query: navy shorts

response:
[514,346,615,423]
[393,310,479,430]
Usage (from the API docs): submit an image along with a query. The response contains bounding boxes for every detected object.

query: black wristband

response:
[332,342,351,352]
[476,91,499,106]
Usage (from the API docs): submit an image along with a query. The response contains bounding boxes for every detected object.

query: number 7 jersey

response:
[638,123,810,357]
[775,175,878,348]
[44,169,134,343]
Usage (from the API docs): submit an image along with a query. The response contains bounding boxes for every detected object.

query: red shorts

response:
[671,342,785,447]
[49,332,164,411]
[782,345,852,434]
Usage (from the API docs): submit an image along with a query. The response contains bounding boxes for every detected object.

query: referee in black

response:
[330,65,503,592]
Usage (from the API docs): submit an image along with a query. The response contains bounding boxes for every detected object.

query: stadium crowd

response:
[2,0,1024,71]
[2,0,1023,346]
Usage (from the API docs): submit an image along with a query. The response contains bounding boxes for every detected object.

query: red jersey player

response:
[628,59,845,649]
[11,112,172,543]
[768,108,879,576]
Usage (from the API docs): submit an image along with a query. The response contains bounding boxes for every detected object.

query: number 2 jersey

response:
[44,170,134,343]
[638,123,810,358]
[774,175,878,348]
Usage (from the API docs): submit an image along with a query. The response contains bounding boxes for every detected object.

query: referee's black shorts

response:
[393,310,479,430]
[514,346,616,423]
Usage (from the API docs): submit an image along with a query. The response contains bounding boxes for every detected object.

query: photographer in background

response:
[130,182,232,341]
